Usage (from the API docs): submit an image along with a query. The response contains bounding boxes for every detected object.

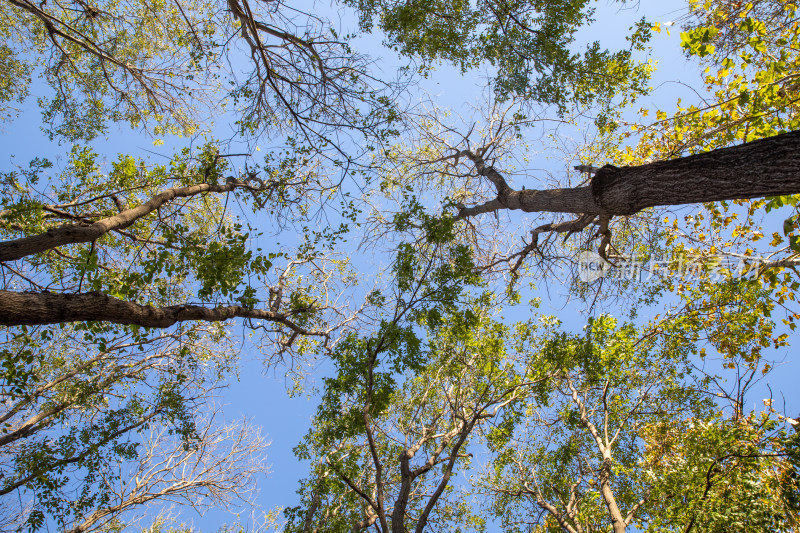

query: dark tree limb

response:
[0,290,324,336]
[458,129,800,218]
[0,179,261,262]
[516,215,597,272]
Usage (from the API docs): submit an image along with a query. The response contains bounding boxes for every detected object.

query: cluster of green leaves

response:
[307,219,485,450]
[346,0,653,114]
[645,409,800,532]
[674,0,800,148]
[0,38,30,121]
[599,0,800,162]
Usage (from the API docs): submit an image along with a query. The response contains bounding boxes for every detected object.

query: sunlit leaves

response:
[646,410,800,532]
[345,0,653,114]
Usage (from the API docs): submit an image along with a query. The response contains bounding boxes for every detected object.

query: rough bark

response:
[0,290,321,335]
[459,129,800,218]
[0,181,241,263]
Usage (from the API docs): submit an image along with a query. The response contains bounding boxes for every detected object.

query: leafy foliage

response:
[346,0,654,113]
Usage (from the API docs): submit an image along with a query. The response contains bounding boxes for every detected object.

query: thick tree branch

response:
[414,415,479,533]
[522,481,580,533]
[326,462,379,514]
[0,180,255,262]
[624,489,651,526]
[361,343,390,533]
[0,290,324,336]
[458,129,800,218]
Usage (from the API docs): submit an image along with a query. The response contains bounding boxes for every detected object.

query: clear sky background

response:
[2,0,798,530]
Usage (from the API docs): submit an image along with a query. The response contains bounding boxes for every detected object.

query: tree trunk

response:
[591,128,800,215]
[599,461,629,533]
[459,129,800,217]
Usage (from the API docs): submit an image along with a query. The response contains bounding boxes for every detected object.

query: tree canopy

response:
[1,0,799,531]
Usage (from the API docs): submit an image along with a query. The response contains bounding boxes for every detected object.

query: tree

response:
[364,101,800,292]
[647,0,800,155]
[484,312,800,533]
[345,0,652,113]
[61,407,269,533]
[485,316,694,533]
[287,293,552,533]
[583,0,800,292]
[0,143,351,528]
[351,1,800,286]
[642,409,800,533]
[0,0,402,525]
[0,317,268,530]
